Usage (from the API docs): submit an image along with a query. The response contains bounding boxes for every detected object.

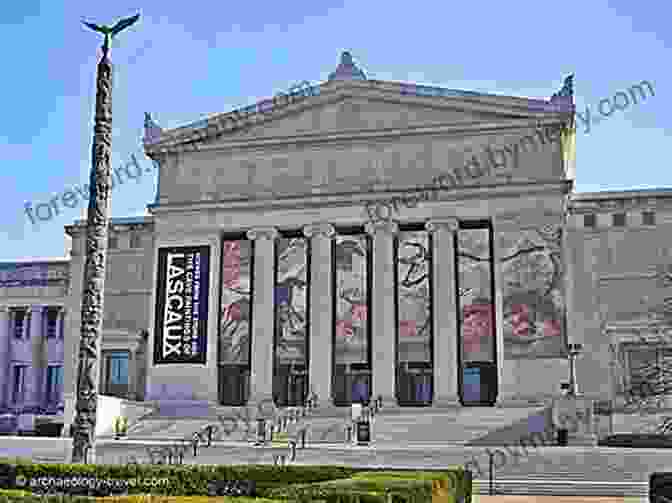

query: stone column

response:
[127,347,137,401]
[426,218,461,407]
[247,227,278,412]
[303,223,335,407]
[365,220,398,407]
[492,217,518,406]
[59,308,67,340]
[0,307,9,409]
[29,306,44,411]
[6,310,14,409]
[23,308,29,339]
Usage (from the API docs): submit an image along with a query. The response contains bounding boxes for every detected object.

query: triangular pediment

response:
[180,81,563,150]
[146,80,572,154]
[209,96,519,143]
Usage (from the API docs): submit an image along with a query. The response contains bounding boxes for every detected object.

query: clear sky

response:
[1,0,669,261]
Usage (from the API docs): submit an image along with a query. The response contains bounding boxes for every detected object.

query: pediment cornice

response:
[144,79,573,156]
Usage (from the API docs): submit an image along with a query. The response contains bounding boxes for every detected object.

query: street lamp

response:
[567,343,583,396]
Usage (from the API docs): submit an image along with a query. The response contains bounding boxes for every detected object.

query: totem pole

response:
[71,13,140,464]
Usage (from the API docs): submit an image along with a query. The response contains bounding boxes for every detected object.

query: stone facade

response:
[0,261,69,417]
[2,55,670,437]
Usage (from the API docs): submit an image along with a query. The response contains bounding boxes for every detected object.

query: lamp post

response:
[567,343,583,397]
[71,13,140,464]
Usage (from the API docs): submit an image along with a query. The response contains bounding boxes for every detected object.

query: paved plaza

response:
[90,440,665,496]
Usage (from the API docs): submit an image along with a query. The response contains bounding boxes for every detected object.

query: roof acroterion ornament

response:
[551,74,574,102]
[144,112,162,143]
[328,51,367,81]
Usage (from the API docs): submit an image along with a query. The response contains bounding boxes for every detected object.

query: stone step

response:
[473,479,649,497]
[122,403,543,446]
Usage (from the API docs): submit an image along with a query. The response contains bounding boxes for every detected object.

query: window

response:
[583,214,596,228]
[130,233,142,249]
[612,213,626,227]
[108,235,118,249]
[12,365,27,402]
[13,310,25,339]
[642,211,656,226]
[107,351,129,386]
[46,366,63,402]
[46,309,59,338]
[626,346,672,399]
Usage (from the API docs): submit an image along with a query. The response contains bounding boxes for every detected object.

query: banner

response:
[0,263,49,287]
[153,246,210,364]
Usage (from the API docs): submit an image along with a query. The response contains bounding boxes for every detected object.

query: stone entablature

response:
[568,189,672,230]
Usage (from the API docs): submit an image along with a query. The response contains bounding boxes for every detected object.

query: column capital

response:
[365,220,398,236]
[246,227,278,241]
[303,223,335,239]
[425,218,459,233]
[29,305,44,314]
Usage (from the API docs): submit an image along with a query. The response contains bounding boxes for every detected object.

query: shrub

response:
[0,462,470,502]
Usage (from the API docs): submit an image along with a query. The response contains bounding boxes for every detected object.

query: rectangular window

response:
[613,213,626,227]
[46,366,63,402]
[627,346,672,399]
[642,211,656,226]
[108,236,118,249]
[395,226,433,405]
[46,309,58,338]
[107,351,129,386]
[583,214,596,228]
[13,310,25,339]
[333,230,371,405]
[12,365,26,403]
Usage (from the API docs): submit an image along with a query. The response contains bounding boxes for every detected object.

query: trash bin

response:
[255,418,266,445]
[356,418,370,445]
[557,428,568,446]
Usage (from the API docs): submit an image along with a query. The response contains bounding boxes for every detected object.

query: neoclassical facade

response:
[2,54,671,437]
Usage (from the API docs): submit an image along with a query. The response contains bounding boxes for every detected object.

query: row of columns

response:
[244,218,464,408]
[0,306,66,410]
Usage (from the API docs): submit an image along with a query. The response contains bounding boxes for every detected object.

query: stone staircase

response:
[472,478,649,497]
[105,400,546,448]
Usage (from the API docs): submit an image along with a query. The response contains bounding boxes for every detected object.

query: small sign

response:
[351,403,362,421]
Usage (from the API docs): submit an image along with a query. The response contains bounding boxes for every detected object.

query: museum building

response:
[1,53,671,438]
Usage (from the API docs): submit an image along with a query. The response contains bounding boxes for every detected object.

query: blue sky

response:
[1,0,669,261]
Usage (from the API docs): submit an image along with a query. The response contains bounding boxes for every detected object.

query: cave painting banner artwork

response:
[220,240,252,364]
[500,224,566,358]
[154,246,210,364]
